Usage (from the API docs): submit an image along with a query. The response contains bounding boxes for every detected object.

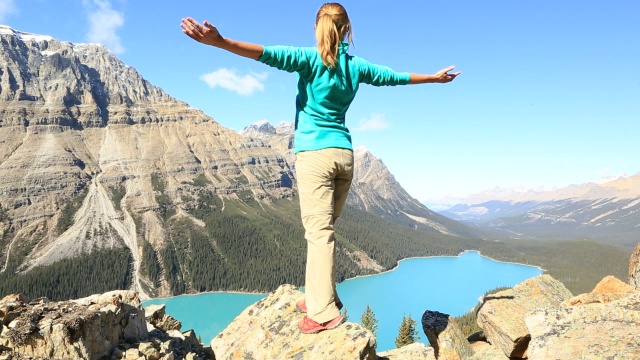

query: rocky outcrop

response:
[475,274,573,358]
[210,284,376,360]
[526,279,640,359]
[630,240,640,289]
[0,290,213,360]
[421,310,473,360]
[0,290,146,359]
[422,274,640,360]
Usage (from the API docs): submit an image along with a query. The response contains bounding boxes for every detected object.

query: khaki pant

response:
[295,148,354,323]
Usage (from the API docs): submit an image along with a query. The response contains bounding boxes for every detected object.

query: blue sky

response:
[3,0,639,204]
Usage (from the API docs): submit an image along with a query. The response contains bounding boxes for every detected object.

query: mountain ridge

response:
[449,173,640,206]
[439,172,640,245]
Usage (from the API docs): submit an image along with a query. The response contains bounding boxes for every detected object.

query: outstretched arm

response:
[409,66,460,84]
[181,17,264,60]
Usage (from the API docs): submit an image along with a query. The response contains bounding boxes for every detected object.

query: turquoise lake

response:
[143,251,542,352]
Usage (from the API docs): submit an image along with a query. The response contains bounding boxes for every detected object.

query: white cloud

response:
[0,0,18,22]
[200,68,268,96]
[83,0,125,54]
[354,113,390,131]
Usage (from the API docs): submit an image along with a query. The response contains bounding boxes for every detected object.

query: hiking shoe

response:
[295,299,343,313]
[298,314,344,334]
[295,299,307,312]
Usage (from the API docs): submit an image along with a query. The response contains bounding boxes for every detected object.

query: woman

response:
[181,2,459,334]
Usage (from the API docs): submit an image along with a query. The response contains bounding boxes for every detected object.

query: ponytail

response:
[315,3,352,68]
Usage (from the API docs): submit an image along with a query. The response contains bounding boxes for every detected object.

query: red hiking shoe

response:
[298,314,345,334]
[295,299,343,313]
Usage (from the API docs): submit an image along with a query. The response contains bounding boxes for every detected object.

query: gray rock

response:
[152,315,182,333]
[467,341,509,360]
[160,353,176,360]
[138,342,160,360]
[526,293,640,359]
[145,304,167,319]
[0,290,147,359]
[182,330,201,348]
[562,275,638,306]
[421,310,473,360]
[377,342,436,360]
[475,274,572,358]
[211,284,376,360]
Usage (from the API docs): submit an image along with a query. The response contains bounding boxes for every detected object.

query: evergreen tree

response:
[343,306,349,321]
[360,305,378,336]
[395,314,419,348]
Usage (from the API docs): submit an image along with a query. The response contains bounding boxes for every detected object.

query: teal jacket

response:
[258,42,410,153]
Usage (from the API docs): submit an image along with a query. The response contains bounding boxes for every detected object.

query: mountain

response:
[0,26,480,301]
[240,120,295,167]
[439,173,640,246]
[0,25,302,297]
[240,121,473,236]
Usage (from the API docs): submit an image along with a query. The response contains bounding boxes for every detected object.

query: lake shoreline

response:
[344,249,545,282]
[143,249,544,302]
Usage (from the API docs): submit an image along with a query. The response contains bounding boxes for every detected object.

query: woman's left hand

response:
[181,17,223,47]
[434,66,461,83]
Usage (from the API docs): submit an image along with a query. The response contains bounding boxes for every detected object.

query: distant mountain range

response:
[438,173,640,246]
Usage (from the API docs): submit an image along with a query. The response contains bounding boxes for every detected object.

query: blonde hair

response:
[315,3,353,68]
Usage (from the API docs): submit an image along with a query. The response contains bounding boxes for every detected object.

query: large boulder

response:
[475,274,572,359]
[421,310,473,360]
[210,284,376,360]
[0,290,147,359]
[377,343,436,360]
[562,275,638,306]
[145,303,183,332]
[629,240,640,289]
[0,290,214,359]
[526,292,640,359]
[467,341,509,360]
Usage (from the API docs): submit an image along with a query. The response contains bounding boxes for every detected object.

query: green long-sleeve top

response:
[258,42,410,153]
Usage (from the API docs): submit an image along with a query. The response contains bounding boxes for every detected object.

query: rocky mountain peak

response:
[274,120,294,134]
[0,25,54,43]
[0,25,197,129]
[241,119,276,135]
[353,145,369,154]
[240,120,294,139]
